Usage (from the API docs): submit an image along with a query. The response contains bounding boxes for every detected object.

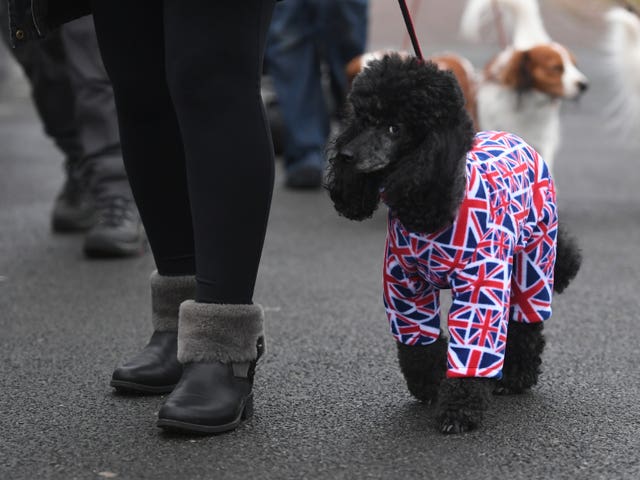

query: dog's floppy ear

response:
[503,50,534,94]
[382,119,473,233]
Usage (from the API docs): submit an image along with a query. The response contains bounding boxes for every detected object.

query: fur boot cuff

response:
[177,300,264,364]
[151,271,196,332]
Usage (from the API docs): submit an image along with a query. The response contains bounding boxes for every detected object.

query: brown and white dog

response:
[461,0,589,171]
[346,50,479,128]
[604,2,640,140]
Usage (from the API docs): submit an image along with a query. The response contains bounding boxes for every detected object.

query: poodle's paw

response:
[397,337,447,405]
[407,381,439,406]
[436,377,494,434]
[438,410,482,434]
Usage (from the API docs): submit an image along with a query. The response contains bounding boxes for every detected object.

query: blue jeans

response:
[265,0,368,172]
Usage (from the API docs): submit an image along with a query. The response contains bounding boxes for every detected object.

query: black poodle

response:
[326,54,582,433]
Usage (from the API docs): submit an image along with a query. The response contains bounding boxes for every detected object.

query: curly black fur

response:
[495,321,545,395]
[437,378,495,434]
[554,223,582,293]
[397,336,447,405]
[326,54,475,233]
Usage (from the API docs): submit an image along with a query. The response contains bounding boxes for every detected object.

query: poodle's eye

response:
[388,125,400,135]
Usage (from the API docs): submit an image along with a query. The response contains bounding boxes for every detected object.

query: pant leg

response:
[163,0,276,304]
[91,1,196,275]
[265,0,328,169]
[0,5,83,162]
[60,17,120,160]
[448,258,513,379]
[510,201,558,323]
[322,0,369,106]
[59,17,131,200]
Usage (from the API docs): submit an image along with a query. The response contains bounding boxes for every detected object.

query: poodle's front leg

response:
[495,321,545,395]
[437,377,495,434]
[397,335,447,405]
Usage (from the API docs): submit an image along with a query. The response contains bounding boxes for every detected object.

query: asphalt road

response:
[1,2,639,479]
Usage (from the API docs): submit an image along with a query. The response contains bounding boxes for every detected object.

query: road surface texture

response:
[1,1,638,479]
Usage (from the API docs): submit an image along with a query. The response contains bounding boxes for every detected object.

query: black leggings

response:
[91,0,276,304]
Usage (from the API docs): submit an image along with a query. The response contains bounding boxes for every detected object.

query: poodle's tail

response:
[460,0,551,49]
[553,222,582,294]
[603,6,640,142]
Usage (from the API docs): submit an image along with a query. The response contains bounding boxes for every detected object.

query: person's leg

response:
[60,16,146,257]
[163,0,276,305]
[91,1,195,276]
[265,0,328,188]
[157,0,276,434]
[323,0,369,110]
[0,5,94,232]
[90,2,196,393]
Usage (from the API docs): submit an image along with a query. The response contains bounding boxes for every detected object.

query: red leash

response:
[397,0,424,60]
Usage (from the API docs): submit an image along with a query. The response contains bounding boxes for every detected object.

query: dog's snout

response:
[338,147,355,162]
[577,80,588,93]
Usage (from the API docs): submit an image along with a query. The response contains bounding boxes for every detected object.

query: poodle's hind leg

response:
[495,320,545,395]
[397,335,447,405]
[437,377,495,434]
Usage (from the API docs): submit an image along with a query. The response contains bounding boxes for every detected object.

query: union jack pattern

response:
[383,131,557,379]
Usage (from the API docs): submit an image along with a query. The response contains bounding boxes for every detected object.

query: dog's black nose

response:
[577,81,588,93]
[338,148,355,163]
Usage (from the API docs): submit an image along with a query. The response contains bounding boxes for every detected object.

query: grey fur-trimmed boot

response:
[110,271,196,394]
[156,300,265,434]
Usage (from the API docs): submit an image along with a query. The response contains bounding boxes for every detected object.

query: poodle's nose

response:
[339,147,356,163]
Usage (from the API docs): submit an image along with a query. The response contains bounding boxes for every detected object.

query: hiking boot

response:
[51,161,96,233]
[83,193,146,258]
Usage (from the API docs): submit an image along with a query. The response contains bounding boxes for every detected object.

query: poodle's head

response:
[326,54,475,233]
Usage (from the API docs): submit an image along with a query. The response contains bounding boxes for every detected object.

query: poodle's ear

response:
[325,151,383,221]
[325,116,385,221]
[382,119,473,233]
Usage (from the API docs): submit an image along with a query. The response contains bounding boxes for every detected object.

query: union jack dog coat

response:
[384,130,557,379]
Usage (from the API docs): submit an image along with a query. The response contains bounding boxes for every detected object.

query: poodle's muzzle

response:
[339,128,395,173]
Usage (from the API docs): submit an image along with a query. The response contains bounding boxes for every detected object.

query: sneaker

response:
[83,193,146,258]
[51,166,96,233]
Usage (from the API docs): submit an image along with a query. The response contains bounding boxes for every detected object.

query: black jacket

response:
[7,0,91,46]
[6,0,283,47]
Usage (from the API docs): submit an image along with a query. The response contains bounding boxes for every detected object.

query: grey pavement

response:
[1,3,639,480]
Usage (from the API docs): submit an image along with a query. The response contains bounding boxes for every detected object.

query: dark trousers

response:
[265,0,368,170]
[0,8,128,196]
[90,0,276,304]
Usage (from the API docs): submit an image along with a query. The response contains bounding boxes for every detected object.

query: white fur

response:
[478,83,560,169]
[461,0,551,49]
[553,42,588,99]
[604,7,640,140]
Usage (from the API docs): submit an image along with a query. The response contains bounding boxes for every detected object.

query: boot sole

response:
[52,215,95,233]
[156,395,253,435]
[111,379,176,394]
[84,237,147,258]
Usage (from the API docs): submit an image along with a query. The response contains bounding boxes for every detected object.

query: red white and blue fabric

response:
[383,131,558,379]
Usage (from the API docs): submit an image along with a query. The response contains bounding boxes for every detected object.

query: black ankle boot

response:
[157,301,265,434]
[111,331,182,393]
[111,271,196,394]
